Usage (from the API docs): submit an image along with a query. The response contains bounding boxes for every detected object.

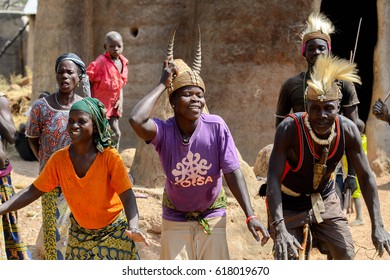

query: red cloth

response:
[87,52,128,118]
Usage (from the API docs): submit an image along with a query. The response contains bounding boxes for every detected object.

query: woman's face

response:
[56,60,80,94]
[67,110,94,143]
[171,86,205,121]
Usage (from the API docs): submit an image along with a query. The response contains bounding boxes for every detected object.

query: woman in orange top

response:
[0,97,148,260]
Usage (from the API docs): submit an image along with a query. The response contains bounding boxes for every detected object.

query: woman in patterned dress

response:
[26,53,87,259]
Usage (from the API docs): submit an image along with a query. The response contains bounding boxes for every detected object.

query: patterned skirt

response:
[41,186,71,260]
[66,211,140,260]
[0,162,31,260]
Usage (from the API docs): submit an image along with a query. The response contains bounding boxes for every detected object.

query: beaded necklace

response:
[304,114,336,146]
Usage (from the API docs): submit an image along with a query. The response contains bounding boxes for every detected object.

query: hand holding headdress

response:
[165,25,205,96]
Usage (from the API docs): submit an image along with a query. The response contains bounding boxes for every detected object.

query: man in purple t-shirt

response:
[152,114,238,222]
[129,27,269,260]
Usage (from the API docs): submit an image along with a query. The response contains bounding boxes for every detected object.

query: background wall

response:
[30,0,319,165]
[0,11,28,80]
[25,0,390,182]
[367,0,390,176]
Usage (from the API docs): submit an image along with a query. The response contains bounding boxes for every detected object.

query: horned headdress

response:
[306,55,362,102]
[166,25,205,96]
[301,12,335,56]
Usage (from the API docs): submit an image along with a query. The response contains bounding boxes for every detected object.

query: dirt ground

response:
[6,144,390,260]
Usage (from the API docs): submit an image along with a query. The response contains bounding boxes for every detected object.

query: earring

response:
[172,105,175,108]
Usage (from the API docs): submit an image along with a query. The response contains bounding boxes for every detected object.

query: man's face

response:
[171,86,205,122]
[305,39,329,67]
[307,99,339,136]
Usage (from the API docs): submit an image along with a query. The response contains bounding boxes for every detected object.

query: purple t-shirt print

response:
[171,150,213,188]
[151,114,240,221]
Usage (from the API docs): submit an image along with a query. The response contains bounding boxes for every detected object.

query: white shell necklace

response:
[304,114,336,146]
[55,92,71,109]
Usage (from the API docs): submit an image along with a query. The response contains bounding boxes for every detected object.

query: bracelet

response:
[245,215,257,224]
[270,218,284,227]
[129,228,141,234]
[347,174,356,179]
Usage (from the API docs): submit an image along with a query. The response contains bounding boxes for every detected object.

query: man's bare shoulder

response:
[339,115,358,132]
[339,115,361,143]
[272,115,300,161]
[275,115,299,138]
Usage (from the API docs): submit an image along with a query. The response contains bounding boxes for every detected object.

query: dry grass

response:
[0,67,32,128]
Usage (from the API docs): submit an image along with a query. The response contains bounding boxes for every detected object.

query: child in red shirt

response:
[87,31,128,150]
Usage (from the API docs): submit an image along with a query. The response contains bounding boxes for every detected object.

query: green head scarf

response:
[70,97,113,152]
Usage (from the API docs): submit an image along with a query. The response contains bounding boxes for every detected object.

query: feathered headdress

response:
[306,55,362,102]
[166,25,205,96]
[301,12,335,56]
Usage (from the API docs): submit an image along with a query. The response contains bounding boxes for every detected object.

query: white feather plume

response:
[307,55,361,95]
[301,12,335,38]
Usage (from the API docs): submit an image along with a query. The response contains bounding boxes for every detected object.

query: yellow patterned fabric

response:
[0,214,5,260]
[0,162,31,260]
[41,187,70,260]
[66,211,139,260]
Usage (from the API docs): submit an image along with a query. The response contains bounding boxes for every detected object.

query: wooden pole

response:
[350,18,362,64]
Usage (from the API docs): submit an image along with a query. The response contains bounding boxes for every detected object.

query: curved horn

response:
[166,24,178,58]
[192,25,201,74]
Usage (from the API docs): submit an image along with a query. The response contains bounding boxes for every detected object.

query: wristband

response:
[129,228,141,234]
[347,174,356,179]
[270,218,284,227]
[245,215,257,224]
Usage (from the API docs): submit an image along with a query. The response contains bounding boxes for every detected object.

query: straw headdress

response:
[306,55,362,102]
[301,12,335,55]
[166,25,205,96]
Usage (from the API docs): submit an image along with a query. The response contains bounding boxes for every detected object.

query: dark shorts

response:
[269,192,355,259]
